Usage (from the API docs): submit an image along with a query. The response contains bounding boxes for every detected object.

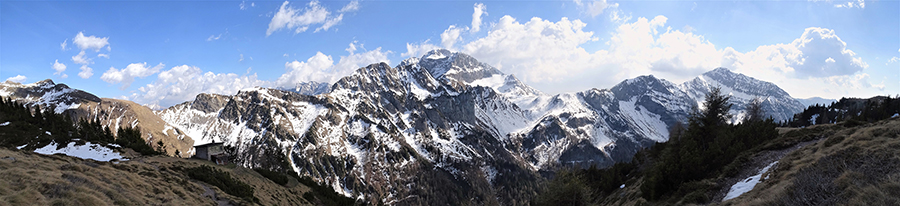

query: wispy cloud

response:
[471,3,487,33]
[338,0,359,13]
[207,34,222,41]
[266,0,359,36]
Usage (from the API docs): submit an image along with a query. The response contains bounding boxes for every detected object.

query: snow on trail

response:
[34,142,126,161]
[723,161,778,201]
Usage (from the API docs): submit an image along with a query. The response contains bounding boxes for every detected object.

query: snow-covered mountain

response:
[0,80,195,156]
[681,67,806,122]
[278,81,330,96]
[155,49,805,205]
[797,97,837,107]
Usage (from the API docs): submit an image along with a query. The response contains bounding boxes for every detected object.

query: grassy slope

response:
[721,117,900,205]
[0,148,313,206]
[592,117,900,206]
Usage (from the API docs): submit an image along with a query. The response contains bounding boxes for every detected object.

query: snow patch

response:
[0,122,9,126]
[723,161,778,201]
[33,142,127,161]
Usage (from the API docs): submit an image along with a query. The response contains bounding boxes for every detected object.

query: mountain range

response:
[0,49,806,205]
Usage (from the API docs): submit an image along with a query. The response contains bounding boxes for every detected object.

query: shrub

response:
[186,165,258,203]
[253,168,289,186]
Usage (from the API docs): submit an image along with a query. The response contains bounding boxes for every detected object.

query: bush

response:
[253,168,289,185]
[291,173,357,206]
[115,126,160,156]
[186,165,258,203]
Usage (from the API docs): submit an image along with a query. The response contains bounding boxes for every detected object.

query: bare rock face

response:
[0,80,194,157]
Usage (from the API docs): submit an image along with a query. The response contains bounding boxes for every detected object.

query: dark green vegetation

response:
[536,91,900,205]
[640,88,778,202]
[784,95,900,127]
[293,174,359,206]
[186,165,259,203]
[254,168,290,186]
[0,97,159,155]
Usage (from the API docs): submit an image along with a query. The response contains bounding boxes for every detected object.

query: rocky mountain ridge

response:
[155,49,806,204]
[0,80,195,156]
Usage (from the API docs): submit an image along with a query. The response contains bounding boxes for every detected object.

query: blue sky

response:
[1,0,897,109]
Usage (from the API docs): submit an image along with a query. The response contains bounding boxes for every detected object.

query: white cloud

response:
[52,60,67,75]
[888,57,899,65]
[275,43,390,87]
[5,75,26,83]
[240,0,254,10]
[408,11,877,98]
[730,27,867,78]
[402,40,441,58]
[239,54,245,62]
[834,0,865,8]
[207,34,222,41]
[72,51,91,65]
[100,62,165,89]
[98,53,109,58]
[73,32,109,52]
[346,41,358,54]
[574,0,619,18]
[457,15,600,84]
[60,39,68,51]
[78,65,93,79]
[471,3,487,33]
[339,0,359,13]
[315,13,343,32]
[132,65,266,109]
[267,1,337,36]
[440,25,464,50]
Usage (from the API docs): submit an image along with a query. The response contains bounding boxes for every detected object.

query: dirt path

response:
[709,139,820,203]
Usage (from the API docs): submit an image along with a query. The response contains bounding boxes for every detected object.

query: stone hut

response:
[193,142,229,165]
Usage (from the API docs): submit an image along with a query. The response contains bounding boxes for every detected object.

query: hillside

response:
[154,50,807,205]
[721,117,900,205]
[0,147,315,205]
[536,94,900,205]
[0,80,194,156]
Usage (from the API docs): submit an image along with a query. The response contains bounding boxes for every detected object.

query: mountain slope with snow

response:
[0,80,195,156]
[156,50,806,205]
[681,68,806,122]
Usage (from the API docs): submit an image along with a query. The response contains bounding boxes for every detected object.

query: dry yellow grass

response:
[0,148,313,206]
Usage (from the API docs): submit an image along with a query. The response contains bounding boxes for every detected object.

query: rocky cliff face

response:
[156,50,806,205]
[0,80,194,156]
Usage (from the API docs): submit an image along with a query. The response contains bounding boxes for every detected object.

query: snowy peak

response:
[417,49,503,83]
[407,49,541,97]
[682,67,805,122]
[279,81,330,96]
[611,75,683,101]
[696,67,790,98]
[0,79,101,113]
